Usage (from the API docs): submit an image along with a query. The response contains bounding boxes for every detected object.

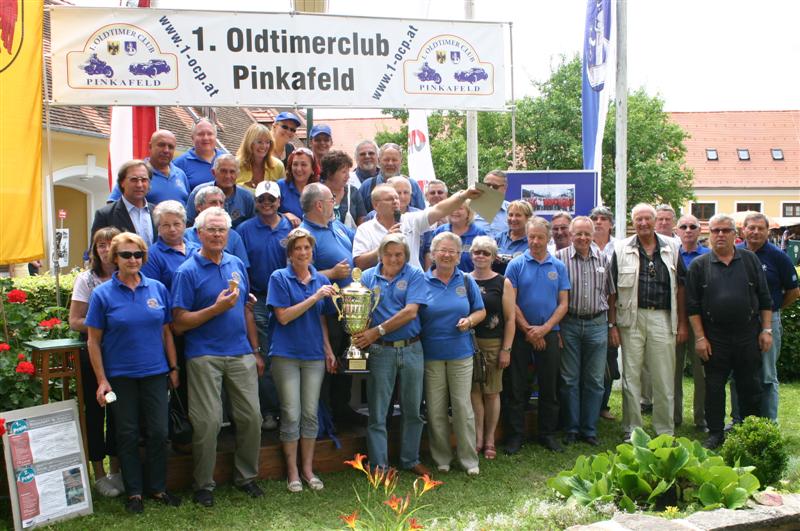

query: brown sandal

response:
[484,445,496,460]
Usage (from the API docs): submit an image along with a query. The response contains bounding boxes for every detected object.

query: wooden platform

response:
[165,409,539,490]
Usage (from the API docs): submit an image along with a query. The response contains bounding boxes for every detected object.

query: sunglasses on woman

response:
[471,249,492,257]
[117,251,144,259]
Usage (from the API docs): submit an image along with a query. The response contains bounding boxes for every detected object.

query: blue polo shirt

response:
[737,241,799,310]
[300,217,355,288]
[108,162,190,205]
[85,273,170,378]
[184,226,250,268]
[420,268,485,361]
[141,237,200,291]
[505,250,570,330]
[360,263,429,341]
[186,183,255,229]
[679,245,711,270]
[235,214,292,295]
[171,251,252,359]
[277,178,304,220]
[474,200,509,240]
[359,174,426,212]
[267,265,336,360]
[174,147,226,190]
[433,223,486,272]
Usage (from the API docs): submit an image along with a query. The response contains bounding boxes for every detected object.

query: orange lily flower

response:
[384,494,403,514]
[408,517,424,529]
[339,510,359,529]
[415,474,443,496]
[344,453,368,475]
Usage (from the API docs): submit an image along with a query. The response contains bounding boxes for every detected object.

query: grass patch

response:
[7,379,800,530]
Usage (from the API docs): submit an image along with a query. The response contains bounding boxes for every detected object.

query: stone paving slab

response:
[567,493,800,531]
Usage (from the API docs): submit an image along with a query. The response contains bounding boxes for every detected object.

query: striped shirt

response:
[556,245,616,316]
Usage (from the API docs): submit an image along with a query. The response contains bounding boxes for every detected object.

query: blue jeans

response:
[730,310,782,422]
[366,341,424,469]
[272,356,325,442]
[253,294,280,418]
[559,314,608,437]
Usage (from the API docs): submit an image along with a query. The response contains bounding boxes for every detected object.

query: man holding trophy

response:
[351,233,431,476]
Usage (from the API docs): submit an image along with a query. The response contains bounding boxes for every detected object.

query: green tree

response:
[376,55,694,213]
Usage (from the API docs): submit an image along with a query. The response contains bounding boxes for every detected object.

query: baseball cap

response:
[255,180,281,199]
[274,112,301,126]
[310,124,332,138]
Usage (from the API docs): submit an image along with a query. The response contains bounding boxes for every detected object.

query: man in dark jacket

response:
[91,159,156,244]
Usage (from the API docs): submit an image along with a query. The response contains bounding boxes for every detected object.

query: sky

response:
[70,0,800,116]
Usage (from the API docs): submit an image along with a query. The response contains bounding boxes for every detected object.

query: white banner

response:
[49,7,507,110]
[407,110,436,184]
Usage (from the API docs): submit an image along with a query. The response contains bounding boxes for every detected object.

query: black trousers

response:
[704,319,763,435]
[503,331,561,439]
[80,348,116,462]
[321,314,354,420]
[108,373,169,496]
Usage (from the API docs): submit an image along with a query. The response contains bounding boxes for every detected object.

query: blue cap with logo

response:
[274,112,301,126]
[310,124,332,138]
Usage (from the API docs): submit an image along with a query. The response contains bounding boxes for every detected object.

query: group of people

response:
[74,115,798,514]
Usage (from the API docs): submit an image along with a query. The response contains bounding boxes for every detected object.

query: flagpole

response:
[41,9,60,305]
[465,0,478,187]
[509,22,516,170]
[614,0,627,239]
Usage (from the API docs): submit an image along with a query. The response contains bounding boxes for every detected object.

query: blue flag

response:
[582,0,613,173]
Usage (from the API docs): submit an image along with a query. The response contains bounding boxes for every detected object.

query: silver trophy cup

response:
[332,268,380,373]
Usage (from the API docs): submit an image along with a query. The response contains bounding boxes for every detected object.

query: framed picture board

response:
[506,170,599,219]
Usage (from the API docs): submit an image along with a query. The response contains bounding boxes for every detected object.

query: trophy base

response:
[341,345,369,374]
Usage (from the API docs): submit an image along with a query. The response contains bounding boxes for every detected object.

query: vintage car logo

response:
[548,271,559,281]
[404,34,494,96]
[0,0,23,73]
[66,23,178,91]
[455,285,467,297]
[147,298,160,309]
[231,271,241,284]
[396,280,408,291]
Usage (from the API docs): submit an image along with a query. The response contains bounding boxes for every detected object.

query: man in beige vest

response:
[611,203,689,439]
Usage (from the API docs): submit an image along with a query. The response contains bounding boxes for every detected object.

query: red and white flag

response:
[107,0,155,191]
[407,109,436,189]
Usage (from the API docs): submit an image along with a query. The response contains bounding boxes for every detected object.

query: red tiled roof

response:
[669,111,800,188]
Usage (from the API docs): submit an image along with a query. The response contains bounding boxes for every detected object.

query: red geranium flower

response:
[17,353,25,360]
[6,289,27,304]
[15,361,35,375]
[38,317,62,329]
[0,343,10,351]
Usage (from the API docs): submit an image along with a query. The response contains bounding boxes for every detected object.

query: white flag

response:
[407,110,436,188]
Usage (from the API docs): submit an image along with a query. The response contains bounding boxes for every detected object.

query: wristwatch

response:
[608,322,616,329]
[378,324,387,336]
[169,366,179,372]
[500,347,512,353]
[761,328,773,335]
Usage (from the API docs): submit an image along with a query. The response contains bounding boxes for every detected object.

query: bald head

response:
[148,129,177,170]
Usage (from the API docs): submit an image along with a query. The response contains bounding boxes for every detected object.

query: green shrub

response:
[12,272,78,313]
[547,428,761,513]
[778,296,800,381]
[720,416,788,486]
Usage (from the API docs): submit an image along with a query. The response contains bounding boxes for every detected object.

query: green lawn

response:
[10,379,800,530]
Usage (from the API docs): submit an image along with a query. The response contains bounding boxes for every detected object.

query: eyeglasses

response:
[126,177,150,184]
[427,190,446,195]
[201,227,228,235]
[435,249,460,256]
[117,251,144,259]
[483,182,504,190]
[679,224,699,230]
[358,151,376,157]
[279,123,297,133]
[710,227,734,235]
[257,195,278,203]
[471,249,492,257]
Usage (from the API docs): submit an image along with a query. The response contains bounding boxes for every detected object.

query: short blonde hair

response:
[526,216,551,238]
[110,232,148,265]
[431,231,462,256]
[285,227,317,258]
[470,235,498,257]
[507,200,533,219]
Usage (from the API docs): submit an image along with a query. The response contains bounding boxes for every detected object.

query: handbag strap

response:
[169,381,188,416]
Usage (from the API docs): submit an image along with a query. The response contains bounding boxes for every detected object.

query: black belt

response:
[376,336,421,348]
[567,311,605,321]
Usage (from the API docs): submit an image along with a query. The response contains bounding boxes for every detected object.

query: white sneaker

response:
[261,415,278,431]
[466,467,480,476]
[437,465,450,473]
[94,475,122,497]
